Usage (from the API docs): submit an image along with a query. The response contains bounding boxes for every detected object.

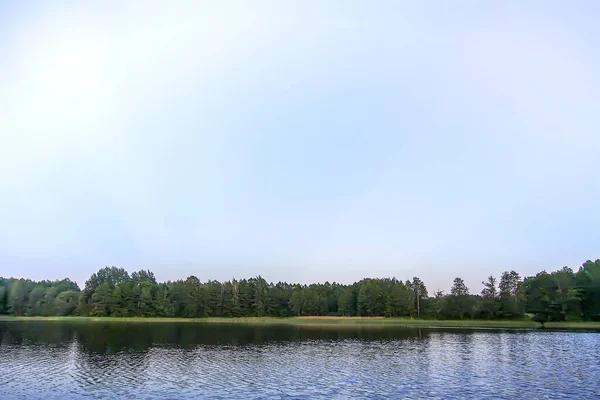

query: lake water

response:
[0,321,598,399]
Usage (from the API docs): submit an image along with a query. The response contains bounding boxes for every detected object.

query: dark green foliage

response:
[498,271,524,318]
[477,275,500,319]
[531,311,548,327]
[8,280,30,315]
[0,278,81,316]
[338,285,357,316]
[1,259,599,321]
[84,266,130,296]
[90,283,113,316]
[54,291,80,316]
[524,264,592,324]
[131,270,156,286]
[577,260,600,320]
[357,279,386,316]
[441,277,474,320]
[0,282,7,314]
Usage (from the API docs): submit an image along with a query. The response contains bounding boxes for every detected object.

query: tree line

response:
[1,259,599,324]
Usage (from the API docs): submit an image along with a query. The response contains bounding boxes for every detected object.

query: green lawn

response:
[1,315,599,330]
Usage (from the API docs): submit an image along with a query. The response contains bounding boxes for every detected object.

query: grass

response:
[0,315,599,330]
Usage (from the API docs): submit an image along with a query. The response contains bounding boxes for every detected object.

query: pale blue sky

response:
[1,1,599,293]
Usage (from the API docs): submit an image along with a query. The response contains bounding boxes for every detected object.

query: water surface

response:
[1,321,598,399]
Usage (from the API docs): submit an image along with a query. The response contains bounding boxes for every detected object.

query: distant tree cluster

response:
[1,260,599,322]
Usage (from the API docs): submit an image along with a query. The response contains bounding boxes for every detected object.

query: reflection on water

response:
[0,321,599,399]
[0,322,436,352]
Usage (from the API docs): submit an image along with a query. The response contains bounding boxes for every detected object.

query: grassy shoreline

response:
[0,315,599,330]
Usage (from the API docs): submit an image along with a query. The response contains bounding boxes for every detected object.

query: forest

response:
[1,259,599,324]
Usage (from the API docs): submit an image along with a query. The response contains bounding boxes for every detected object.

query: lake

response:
[0,321,598,399]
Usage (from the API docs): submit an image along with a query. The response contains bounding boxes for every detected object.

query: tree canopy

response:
[1,260,599,322]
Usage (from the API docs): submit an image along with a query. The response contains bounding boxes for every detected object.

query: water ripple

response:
[0,323,598,399]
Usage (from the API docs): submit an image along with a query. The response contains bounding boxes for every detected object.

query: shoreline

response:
[1,316,599,331]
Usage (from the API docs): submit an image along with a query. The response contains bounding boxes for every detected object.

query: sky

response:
[1,1,599,293]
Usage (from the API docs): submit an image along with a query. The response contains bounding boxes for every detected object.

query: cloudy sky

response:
[1,1,599,293]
